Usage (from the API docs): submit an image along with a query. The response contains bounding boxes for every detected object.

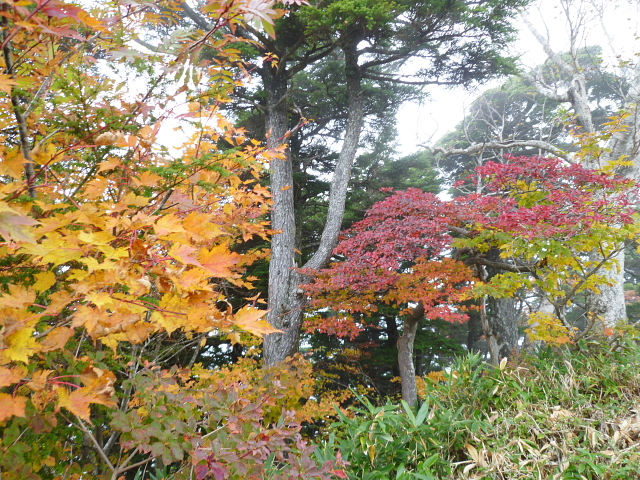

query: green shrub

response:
[318,339,640,479]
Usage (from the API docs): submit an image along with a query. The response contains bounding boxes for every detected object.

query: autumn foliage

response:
[305,155,638,342]
[0,0,345,478]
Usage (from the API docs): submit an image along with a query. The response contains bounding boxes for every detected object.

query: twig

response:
[75,417,116,474]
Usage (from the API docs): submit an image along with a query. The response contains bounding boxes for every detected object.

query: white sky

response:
[395,0,640,156]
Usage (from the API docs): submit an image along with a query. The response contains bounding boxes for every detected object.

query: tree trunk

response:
[261,61,302,366]
[587,249,627,329]
[397,303,424,408]
[466,311,485,354]
[485,296,521,362]
[263,36,365,367]
[480,249,522,364]
[525,14,633,329]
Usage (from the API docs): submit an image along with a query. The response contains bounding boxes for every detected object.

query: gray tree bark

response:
[397,303,424,407]
[263,37,365,367]
[484,296,521,365]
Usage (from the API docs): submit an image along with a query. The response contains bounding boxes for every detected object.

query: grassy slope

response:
[320,335,640,480]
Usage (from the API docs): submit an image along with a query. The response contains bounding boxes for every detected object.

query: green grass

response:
[317,335,640,479]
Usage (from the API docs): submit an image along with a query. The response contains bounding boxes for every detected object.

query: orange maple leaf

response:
[0,366,25,388]
[199,244,241,277]
[0,74,18,95]
[27,369,54,392]
[0,211,40,243]
[57,367,117,422]
[57,387,94,421]
[0,393,27,422]
[169,243,201,266]
[40,327,75,352]
[1,284,36,308]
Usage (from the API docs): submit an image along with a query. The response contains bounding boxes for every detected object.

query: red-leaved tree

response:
[305,156,638,406]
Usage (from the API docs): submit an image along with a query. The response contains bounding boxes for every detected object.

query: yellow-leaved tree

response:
[0,0,345,478]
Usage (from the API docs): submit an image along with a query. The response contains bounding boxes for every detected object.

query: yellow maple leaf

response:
[132,170,162,187]
[85,291,116,309]
[82,177,109,199]
[56,387,91,421]
[21,233,83,266]
[31,143,58,165]
[35,214,74,234]
[186,304,217,332]
[183,211,226,241]
[0,151,27,178]
[97,158,121,172]
[77,9,107,31]
[77,230,115,245]
[33,271,56,293]
[4,327,42,363]
[176,267,210,291]
[151,310,184,336]
[100,332,129,352]
[123,192,149,207]
[233,307,281,337]
[154,213,187,239]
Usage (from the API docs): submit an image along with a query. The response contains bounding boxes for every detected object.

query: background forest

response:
[1,0,640,479]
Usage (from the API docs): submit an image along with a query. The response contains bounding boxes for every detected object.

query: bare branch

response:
[521,70,570,103]
[178,1,213,30]
[2,12,36,197]
[427,139,572,162]
[521,14,573,77]
[74,418,116,474]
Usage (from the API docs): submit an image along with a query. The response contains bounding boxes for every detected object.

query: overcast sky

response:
[395,0,640,156]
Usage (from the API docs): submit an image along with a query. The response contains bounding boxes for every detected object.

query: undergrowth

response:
[317,336,640,479]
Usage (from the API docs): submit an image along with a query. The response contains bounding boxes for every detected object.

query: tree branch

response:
[178,1,213,30]
[74,418,116,474]
[362,72,461,86]
[463,256,536,274]
[428,139,572,162]
[2,8,36,197]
